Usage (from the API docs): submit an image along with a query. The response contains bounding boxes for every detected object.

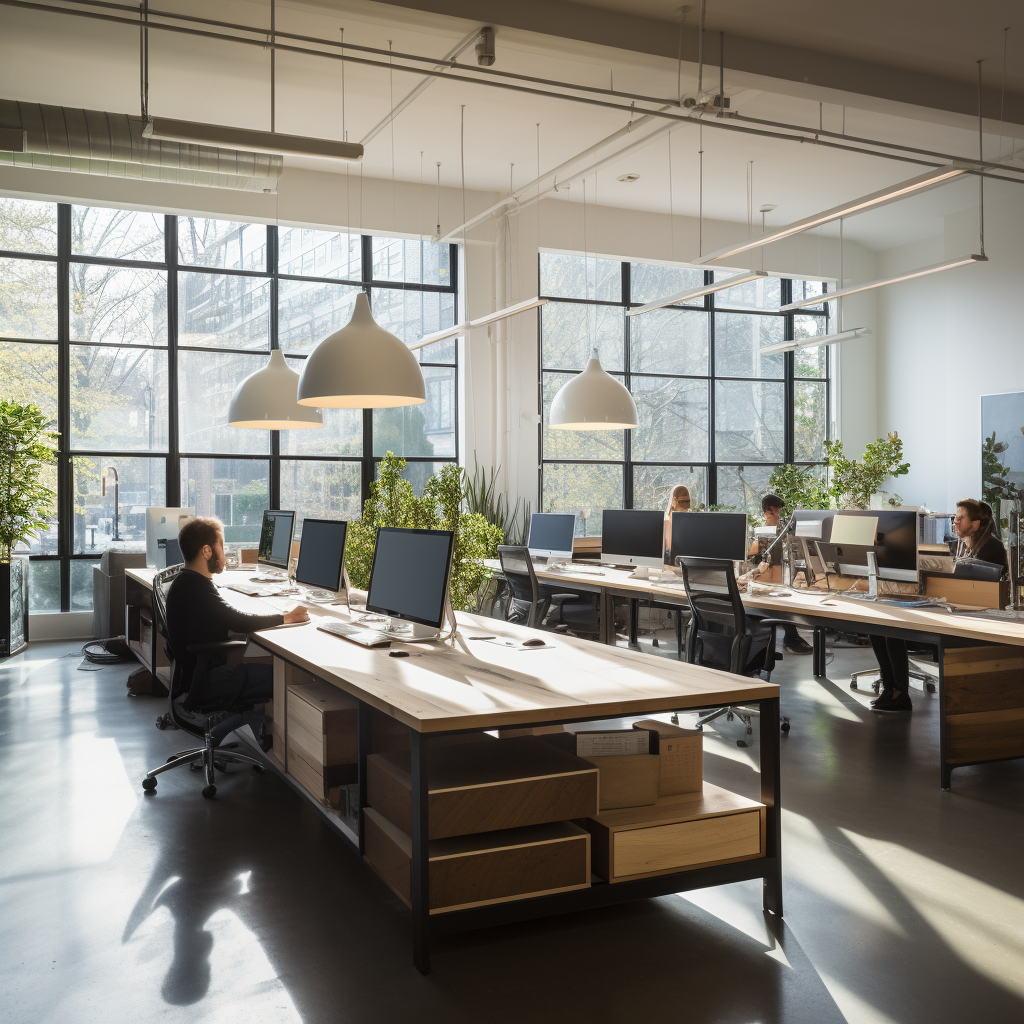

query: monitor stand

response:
[378,594,459,644]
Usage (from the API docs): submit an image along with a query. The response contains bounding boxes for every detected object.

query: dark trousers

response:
[870,635,910,693]
[202,663,273,746]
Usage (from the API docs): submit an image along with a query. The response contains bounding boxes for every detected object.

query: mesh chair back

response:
[677,556,748,673]
[498,545,542,628]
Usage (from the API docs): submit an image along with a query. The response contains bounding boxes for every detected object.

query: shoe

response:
[871,690,913,713]
[870,686,893,707]
[783,635,813,655]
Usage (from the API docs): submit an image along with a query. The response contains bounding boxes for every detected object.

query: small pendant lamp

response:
[297,291,426,409]
[549,348,638,430]
[228,349,323,429]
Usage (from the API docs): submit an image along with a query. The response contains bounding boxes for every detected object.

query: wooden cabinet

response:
[285,678,358,807]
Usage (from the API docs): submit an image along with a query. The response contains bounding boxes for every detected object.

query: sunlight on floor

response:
[680,886,792,966]
[820,971,903,1024]
[793,678,863,723]
[843,829,1024,1000]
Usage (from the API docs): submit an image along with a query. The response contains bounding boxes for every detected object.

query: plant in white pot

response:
[0,402,57,655]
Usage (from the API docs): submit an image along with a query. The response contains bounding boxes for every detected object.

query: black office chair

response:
[497,546,600,637]
[143,565,269,799]
[677,556,791,740]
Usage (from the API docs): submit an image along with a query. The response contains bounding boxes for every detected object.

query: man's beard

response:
[206,552,224,573]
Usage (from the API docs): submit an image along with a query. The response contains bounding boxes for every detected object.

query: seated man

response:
[165,517,308,740]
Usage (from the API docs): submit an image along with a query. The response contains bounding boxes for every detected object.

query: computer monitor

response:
[295,519,348,594]
[601,509,665,568]
[158,536,183,568]
[258,509,296,571]
[527,512,576,561]
[670,511,748,563]
[818,509,919,583]
[145,507,194,568]
[366,527,456,637]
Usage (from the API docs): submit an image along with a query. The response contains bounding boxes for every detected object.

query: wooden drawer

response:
[367,736,599,839]
[584,783,765,883]
[582,754,660,810]
[288,745,356,807]
[287,680,357,767]
[363,807,590,914]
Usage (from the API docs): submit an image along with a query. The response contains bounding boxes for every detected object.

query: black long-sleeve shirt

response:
[165,569,283,685]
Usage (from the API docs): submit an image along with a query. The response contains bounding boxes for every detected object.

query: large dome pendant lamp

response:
[228,349,323,429]
[297,291,426,409]
[549,347,638,430]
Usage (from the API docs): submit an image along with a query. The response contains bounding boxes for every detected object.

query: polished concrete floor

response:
[1,635,1022,1024]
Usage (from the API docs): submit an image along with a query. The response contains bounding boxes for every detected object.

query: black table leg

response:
[410,729,431,973]
[629,599,639,647]
[937,639,953,790]
[760,696,783,917]
[812,627,827,678]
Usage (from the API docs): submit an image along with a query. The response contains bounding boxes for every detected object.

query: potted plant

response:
[824,432,910,510]
[0,402,58,656]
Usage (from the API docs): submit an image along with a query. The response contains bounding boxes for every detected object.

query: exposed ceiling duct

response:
[0,99,283,192]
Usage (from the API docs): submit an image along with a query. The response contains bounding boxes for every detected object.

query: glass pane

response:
[70,346,169,452]
[71,206,164,262]
[541,463,624,535]
[540,252,621,303]
[72,456,165,554]
[542,372,624,461]
[0,198,58,255]
[714,272,781,310]
[178,218,268,271]
[373,366,455,458]
[177,350,271,454]
[69,265,167,346]
[71,560,101,612]
[630,377,709,463]
[29,561,61,613]
[17,462,58,555]
[371,236,451,287]
[281,358,362,455]
[279,227,361,280]
[716,465,779,517]
[178,271,270,350]
[0,257,58,339]
[794,315,829,378]
[630,262,704,305]
[714,313,784,379]
[371,287,457,363]
[541,301,623,372]
[630,307,708,376]
[281,461,361,535]
[0,341,58,420]
[715,380,785,462]
[277,278,359,354]
[180,458,270,546]
[795,380,828,461]
[790,279,827,310]
[632,465,708,513]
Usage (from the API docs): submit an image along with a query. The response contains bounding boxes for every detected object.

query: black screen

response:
[820,509,918,574]
[671,512,748,561]
[159,537,182,567]
[527,513,576,555]
[601,509,664,559]
[366,528,455,628]
[295,519,347,592]
[258,510,295,569]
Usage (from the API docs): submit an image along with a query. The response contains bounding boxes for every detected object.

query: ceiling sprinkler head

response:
[617,173,641,183]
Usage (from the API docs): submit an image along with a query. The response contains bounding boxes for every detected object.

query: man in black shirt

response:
[165,517,308,729]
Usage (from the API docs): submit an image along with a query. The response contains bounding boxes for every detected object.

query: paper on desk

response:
[576,731,650,757]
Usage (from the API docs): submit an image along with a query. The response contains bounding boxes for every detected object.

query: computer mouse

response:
[388,650,410,657]
[523,639,546,647]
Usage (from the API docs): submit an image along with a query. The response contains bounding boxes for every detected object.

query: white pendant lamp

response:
[549,348,638,430]
[228,349,323,429]
[297,292,426,409]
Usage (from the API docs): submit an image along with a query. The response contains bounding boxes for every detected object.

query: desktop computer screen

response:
[670,511,748,563]
[527,513,576,560]
[818,509,918,583]
[145,507,194,568]
[294,519,348,593]
[601,509,665,568]
[366,527,455,629]
[258,510,296,571]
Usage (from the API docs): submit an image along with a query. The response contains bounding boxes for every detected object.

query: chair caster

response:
[156,717,167,730]
[142,777,157,791]
[746,725,753,735]
[872,680,881,693]
[737,740,748,748]
[726,712,734,722]
[926,682,936,694]
[202,785,217,799]
[849,680,857,690]
[253,764,265,775]
[781,719,791,733]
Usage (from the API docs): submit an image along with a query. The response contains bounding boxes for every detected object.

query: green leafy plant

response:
[824,432,910,510]
[0,402,58,562]
[464,461,531,546]
[767,464,831,514]
[982,430,1022,529]
[344,452,502,611]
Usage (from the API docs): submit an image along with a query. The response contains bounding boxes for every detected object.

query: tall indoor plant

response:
[0,402,57,655]
[824,432,910,509]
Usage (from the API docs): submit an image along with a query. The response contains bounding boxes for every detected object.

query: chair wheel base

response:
[781,719,791,733]
[142,777,157,791]
[736,740,748,748]
[202,785,217,799]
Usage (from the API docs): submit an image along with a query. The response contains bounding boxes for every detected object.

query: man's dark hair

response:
[956,498,985,522]
[178,516,222,562]
[761,493,785,513]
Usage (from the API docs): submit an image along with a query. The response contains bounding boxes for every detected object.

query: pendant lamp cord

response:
[139,0,149,120]
[461,105,469,321]
[270,0,276,134]
[977,59,986,257]
[697,0,706,100]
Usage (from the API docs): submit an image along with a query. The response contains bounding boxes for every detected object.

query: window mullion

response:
[57,204,71,612]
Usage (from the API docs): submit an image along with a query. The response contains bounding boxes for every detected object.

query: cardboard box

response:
[634,719,703,795]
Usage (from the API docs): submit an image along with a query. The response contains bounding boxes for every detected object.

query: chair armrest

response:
[187,640,249,654]
[548,593,581,603]
[753,618,796,627]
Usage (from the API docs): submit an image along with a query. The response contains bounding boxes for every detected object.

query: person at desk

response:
[165,518,308,731]
[664,484,691,558]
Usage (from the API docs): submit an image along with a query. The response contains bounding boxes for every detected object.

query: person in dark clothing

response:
[165,517,308,724]
[953,498,1008,567]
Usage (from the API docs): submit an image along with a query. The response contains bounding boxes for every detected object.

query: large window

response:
[538,253,830,531]
[1,198,458,611]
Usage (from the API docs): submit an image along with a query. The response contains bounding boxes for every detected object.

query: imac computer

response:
[294,519,349,604]
[364,527,456,640]
[818,509,918,583]
[527,512,576,563]
[256,510,296,577]
[145,507,194,568]
[159,536,183,568]
[600,509,665,572]
[670,511,748,564]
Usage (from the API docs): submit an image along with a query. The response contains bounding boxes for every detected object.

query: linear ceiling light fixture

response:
[692,164,969,266]
[760,327,872,356]
[143,119,363,161]
[409,297,548,350]
[780,254,987,312]
[626,269,768,317]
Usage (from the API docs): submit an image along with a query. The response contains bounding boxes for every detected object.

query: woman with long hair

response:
[663,484,691,559]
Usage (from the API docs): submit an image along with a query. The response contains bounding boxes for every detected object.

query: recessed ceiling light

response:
[617,173,641,183]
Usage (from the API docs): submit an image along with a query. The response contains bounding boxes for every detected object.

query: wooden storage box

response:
[923,572,1008,610]
[545,729,659,810]
[366,736,598,839]
[363,808,591,913]
[584,783,765,883]
[633,719,702,795]
[286,679,358,805]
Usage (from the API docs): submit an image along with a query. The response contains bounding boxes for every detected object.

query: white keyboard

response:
[226,582,280,597]
[317,619,392,648]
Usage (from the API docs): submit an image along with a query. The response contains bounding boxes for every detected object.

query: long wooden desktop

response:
[125,567,782,973]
